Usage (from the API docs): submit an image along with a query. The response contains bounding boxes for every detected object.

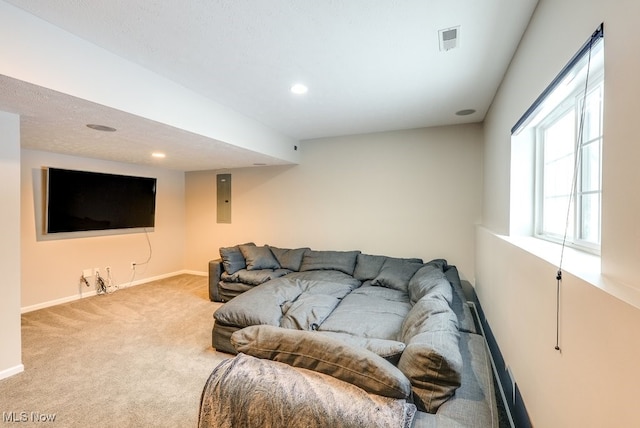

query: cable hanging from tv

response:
[128,228,153,287]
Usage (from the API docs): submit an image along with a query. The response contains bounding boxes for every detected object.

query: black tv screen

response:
[46,168,157,234]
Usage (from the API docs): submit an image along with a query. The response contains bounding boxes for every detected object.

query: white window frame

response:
[533,62,604,254]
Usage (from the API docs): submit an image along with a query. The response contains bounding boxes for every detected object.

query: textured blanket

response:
[198,354,416,428]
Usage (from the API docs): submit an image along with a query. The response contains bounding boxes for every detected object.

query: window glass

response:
[529,40,604,252]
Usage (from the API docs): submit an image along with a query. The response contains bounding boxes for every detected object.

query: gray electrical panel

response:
[217,174,231,223]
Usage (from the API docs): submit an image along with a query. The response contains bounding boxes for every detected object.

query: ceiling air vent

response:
[438,26,460,51]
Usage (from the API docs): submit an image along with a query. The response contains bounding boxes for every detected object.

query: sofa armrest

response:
[209,259,223,302]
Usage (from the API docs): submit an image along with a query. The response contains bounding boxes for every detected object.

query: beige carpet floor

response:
[0,274,230,428]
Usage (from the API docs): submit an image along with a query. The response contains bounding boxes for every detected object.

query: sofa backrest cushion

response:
[371,258,423,292]
[354,254,424,281]
[239,244,280,270]
[299,250,361,276]
[220,242,255,274]
[268,246,309,271]
[400,296,458,344]
[408,265,453,305]
[398,308,462,413]
[424,258,448,271]
[231,325,412,399]
[353,254,388,280]
[399,331,462,413]
[444,266,477,334]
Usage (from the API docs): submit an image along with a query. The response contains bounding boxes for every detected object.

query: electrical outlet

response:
[82,268,93,278]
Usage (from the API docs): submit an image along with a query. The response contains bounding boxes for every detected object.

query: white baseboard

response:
[21,291,98,313]
[0,363,24,380]
[182,270,207,276]
[21,270,202,313]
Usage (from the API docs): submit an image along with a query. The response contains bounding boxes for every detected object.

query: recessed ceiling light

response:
[290,83,308,95]
[151,152,166,158]
[455,109,476,116]
[86,124,116,132]
[253,162,267,166]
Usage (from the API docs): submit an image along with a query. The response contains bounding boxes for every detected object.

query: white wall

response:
[21,150,186,310]
[0,112,23,379]
[479,0,640,426]
[186,125,483,280]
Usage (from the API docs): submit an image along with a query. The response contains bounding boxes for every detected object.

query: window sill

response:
[499,234,640,311]
[502,235,600,281]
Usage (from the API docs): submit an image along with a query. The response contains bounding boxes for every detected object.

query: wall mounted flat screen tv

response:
[46,167,157,234]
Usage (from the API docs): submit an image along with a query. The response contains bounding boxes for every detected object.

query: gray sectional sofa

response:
[205,244,498,427]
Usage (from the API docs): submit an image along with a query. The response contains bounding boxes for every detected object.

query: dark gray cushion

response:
[219,242,255,274]
[299,249,361,275]
[213,278,305,327]
[353,254,388,281]
[221,268,291,286]
[445,266,477,333]
[268,246,309,271]
[354,254,424,281]
[317,285,411,341]
[408,264,452,305]
[239,245,280,270]
[214,275,359,328]
[400,296,458,343]
[398,327,462,413]
[371,258,424,292]
[280,294,342,331]
[317,331,406,364]
[231,325,412,399]
[424,258,448,271]
[283,270,362,289]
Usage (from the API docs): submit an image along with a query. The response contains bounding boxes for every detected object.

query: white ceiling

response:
[0,0,538,171]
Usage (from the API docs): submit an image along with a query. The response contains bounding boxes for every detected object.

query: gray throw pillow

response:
[299,250,361,276]
[239,245,280,271]
[268,246,309,271]
[371,258,424,292]
[353,254,388,281]
[354,254,425,281]
[219,242,255,274]
[231,325,412,399]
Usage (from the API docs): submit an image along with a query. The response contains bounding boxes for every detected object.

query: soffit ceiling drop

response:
[0,0,538,171]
